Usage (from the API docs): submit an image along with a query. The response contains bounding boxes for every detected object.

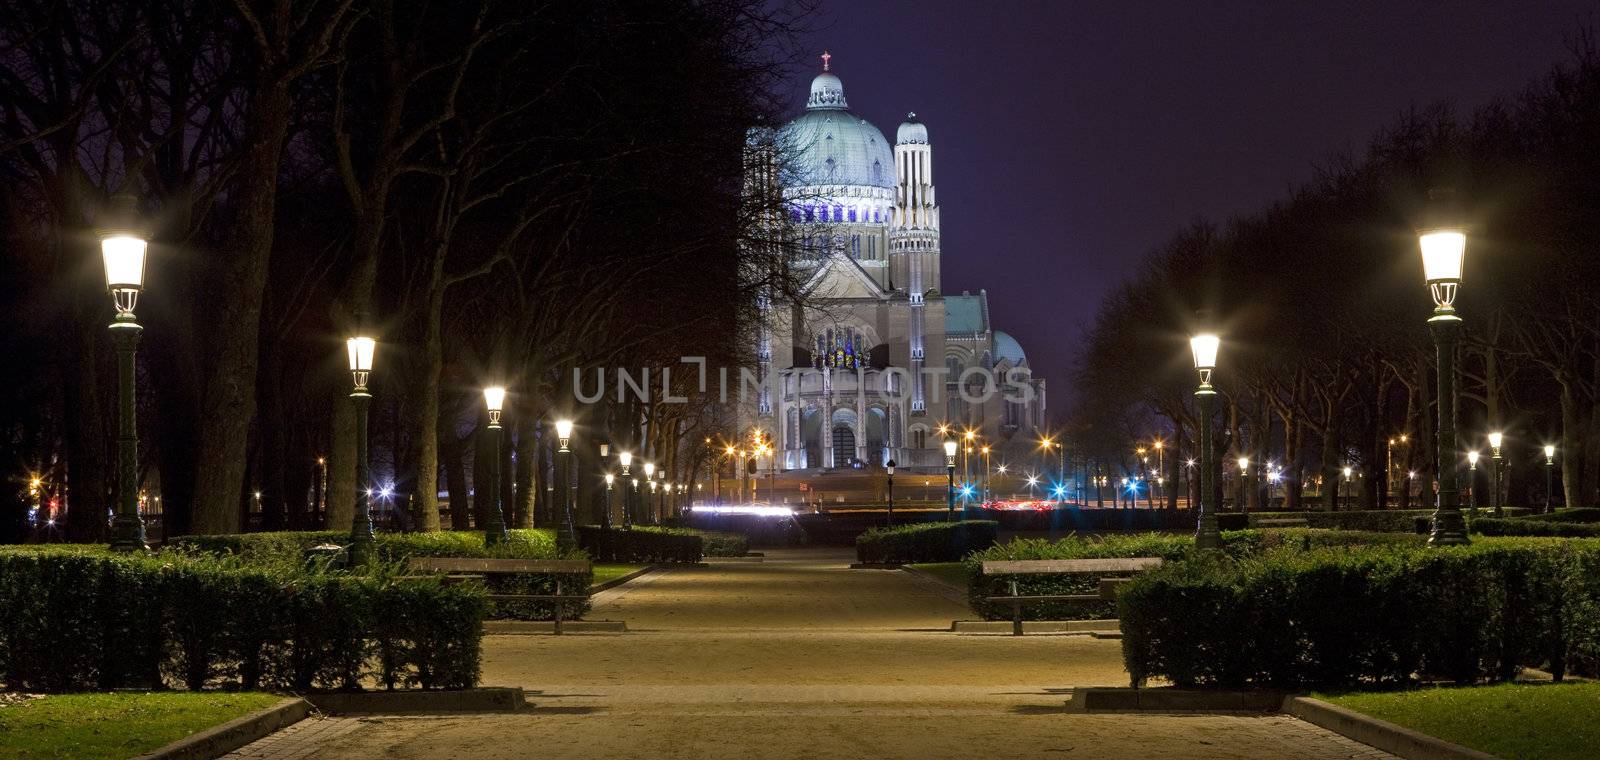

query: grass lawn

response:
[592,563,648,587]
[907,562,969,590]
[1317,682,1600,760]
[0,691,285,760]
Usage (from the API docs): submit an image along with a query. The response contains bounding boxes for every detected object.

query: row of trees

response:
[0,0,819,541]
[1069,36,1600,512]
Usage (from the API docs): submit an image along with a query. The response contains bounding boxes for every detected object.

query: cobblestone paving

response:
[223,548,1398,759]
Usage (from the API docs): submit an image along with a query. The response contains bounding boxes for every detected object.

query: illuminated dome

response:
[897,113,928,144]
[778,66,894,190]
[994,331,1027,366]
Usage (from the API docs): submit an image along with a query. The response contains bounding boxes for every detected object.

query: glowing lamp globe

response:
[554,419,574,451]
[1190,333,1220,383]
[1419,230,1466,308]
[346,337,376,390]
[483,386,506,424]
[643,462,656,478]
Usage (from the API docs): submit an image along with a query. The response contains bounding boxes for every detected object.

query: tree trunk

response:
[1285,414,1304,511]
[189,82,294,535]
[327,393,356,532]
[513,417,536,528]
[1321,423,1339,512]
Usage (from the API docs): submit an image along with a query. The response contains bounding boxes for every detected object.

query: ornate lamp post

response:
[1544,444,1556,513]
[1419,217,1468,545]
[943,439,958,522]
[618,451,634,529]
[1190,332,1221,550]
[100,195,150,552]
[1488,432,1504,517]
[347,335,377,563]
[885,459,896,526]
[604,473,616,527]
[482,387,509,546]
[1341,466,1354,510]
[1466,451,1480,518]
[643,461,655,522]
[555,418,575,546]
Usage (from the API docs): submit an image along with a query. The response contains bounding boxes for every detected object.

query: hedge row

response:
[1472,518,1600,538]
[0,548,484,692]
[1517,508,1600,524]
[635,526,750,557]
[963,529,1425,620]
[855,520,999,564]
[1118,539,1600,689]
[577,526,702,563]
[169,530,588,621]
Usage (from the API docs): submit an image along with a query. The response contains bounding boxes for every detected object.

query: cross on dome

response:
[820,51,831,71]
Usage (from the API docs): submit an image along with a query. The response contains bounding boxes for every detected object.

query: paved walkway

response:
[226,548,1394,759]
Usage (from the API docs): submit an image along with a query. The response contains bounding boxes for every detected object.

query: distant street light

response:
[1544,444,1557,513]
[885,459,897,527]
[1466,451,1480,518]
[604,473,616,528]
[100,195,149,552]
[1419,203,1468,545]
[555,418,575,545]
[1190,332,1221,550]
[943,439,958,522]
[619,451,634,528]
[482,387,509,546]
[346,334,377,563]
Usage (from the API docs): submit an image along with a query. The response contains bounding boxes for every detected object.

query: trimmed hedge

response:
[1518,508,1600,524]
[1118,539,1600,689]
[964,529,1426,621]
[168,529,588,621]
[1472,518,1600,538]
[855,520,999,565]
[578,526,702,563]
[0,548,484,692]
[635,526,750,557]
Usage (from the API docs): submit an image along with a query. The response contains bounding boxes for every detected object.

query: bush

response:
[964,529,1425,621]
[1118,539,1600,689]
[1215,510,1462,533]
[0,548,484,692]
[855,520,998,565]
[169,529,586,622]
[578,526,702,563]
[1517,508,1600,524]
[634,526,749,557]
[1472,518,1600,538]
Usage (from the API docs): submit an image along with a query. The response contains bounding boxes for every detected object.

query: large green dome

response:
[778,72,895,190]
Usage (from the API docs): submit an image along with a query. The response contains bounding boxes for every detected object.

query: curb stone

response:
[306,687,525,715]
[1283,696,1503,760]
[898,565,970,607]
[951,619,1120,635]
[589,565,656,593]
[132,697,310,760]
[483,620,626,634]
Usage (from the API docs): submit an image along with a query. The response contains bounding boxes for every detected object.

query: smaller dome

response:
[994,331,1027,366]
[897,112,928,144]
[808,73,847,110]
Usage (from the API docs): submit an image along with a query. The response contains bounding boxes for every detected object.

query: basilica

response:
[740,54,1046,475]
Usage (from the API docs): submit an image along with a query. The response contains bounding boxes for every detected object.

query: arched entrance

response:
[830,408,857,468]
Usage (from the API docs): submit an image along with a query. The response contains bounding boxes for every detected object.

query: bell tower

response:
[890,113,940,412]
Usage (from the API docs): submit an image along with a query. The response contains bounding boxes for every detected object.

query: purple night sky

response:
[785,0,1596,405]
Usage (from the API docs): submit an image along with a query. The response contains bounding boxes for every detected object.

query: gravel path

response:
[229,547,1394,759]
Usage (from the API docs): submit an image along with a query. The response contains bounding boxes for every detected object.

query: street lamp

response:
[1190,332,1221,550]
[346,334,377,562]
[885,459,897,526]
[943,439,958,522]
[1341,465,1353,510]
[482,387,509,546]
[604,473,616,527]
[1489,431,1504,517]
[100,195,149,552]
[618,451,634,528]
[555,418,575,545]
[1544,444,1557,513]
[1419,213,1468,545]
[1466,451,1480,518]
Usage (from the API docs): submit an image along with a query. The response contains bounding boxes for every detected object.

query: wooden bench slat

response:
[981,557,1162,575]
[405,557,591,574]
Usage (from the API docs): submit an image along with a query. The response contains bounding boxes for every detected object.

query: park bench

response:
[403,557,593,634]
[980,557,1164,636]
